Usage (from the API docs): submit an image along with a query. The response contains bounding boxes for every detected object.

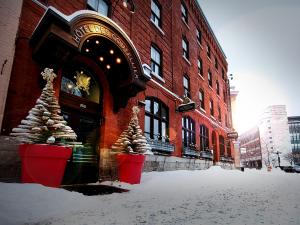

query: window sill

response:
[210,115,216,120]
[207,55,212,62]
[181,18,190,29]
[198,73,205,80]
[208,85,213,91]
[197,41,203,49]
[182,56,191,66]
[200,107,206,113]
[150,19,165,36]
[151,71,165,83]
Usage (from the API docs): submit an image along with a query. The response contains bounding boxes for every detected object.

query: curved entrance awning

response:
[30,7,150,111]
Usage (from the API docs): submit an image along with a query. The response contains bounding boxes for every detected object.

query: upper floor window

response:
[215,56,218,70]
[144,97,169,141]
[197,58,203,75]
[225,114,228,127]
[151,45,162,77]
[199,89,205,110]
[223,89,227,103]
[219,135,225,156]
[87,0,110,16]
[209,99,214,116]
[216,80,220,95]
[222,69,225,80]
[183,75,190,98]
[182,116,195,147]
[182,37,189,60]
[196,28,202,44]
[181,2,188,24]
[207,44,211,58]
[200,125,209,151]
[151,0,161,28]
[208,70,212,87]
[218,106,221,122]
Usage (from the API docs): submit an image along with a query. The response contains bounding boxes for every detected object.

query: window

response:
[215,56,218,70]
[225,114,228,127]
[151,45,162,77]
[183,75,190,98]
[196,28,202,44]
[144,98,169,141]
[197,58,203,75]
[208,70,212,87]
[226,141,231,157]
[222,69,225,80]
[223,89,227,103]
[209,99,214,116]
[182,116,195,147]
[218,106,221,122]
[200,125,209,151]
[87,0,109,16]
[151,0,161,28]
[216,80,220,95]
[181,2,188,24]
[182,37,189,60]
[199,89,205,110]
[219,135,225,156]
[207,44,211,58]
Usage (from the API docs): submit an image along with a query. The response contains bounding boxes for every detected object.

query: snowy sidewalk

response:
[1,167,299,225]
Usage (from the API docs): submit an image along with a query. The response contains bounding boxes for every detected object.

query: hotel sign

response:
[227,132,238,140]
[72,22,139,79]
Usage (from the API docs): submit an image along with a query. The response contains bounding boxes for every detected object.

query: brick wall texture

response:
[2,0,234,163]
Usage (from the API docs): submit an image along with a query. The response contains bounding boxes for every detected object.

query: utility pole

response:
[274,151,282,167]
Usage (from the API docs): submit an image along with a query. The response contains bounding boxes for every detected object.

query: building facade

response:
[258,105,291,167]
[288,116,300,165]
[239,126,262,169]
[1,0,234,180]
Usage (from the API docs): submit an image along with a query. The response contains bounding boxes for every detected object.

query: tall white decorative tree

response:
[10,68,77,144]
[112,106,152,154]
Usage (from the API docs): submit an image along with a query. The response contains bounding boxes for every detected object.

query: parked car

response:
[293,165,300,173]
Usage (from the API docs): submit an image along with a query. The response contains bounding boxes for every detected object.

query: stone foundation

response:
[143,155,214,172]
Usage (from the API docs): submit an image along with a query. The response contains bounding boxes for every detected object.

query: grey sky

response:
[199,0,300,132]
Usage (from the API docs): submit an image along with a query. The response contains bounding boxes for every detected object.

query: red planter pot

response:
[19,144,72,187]
[116,153,145,184]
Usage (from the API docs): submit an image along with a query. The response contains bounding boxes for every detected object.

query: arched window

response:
[182,116,196,147]
[87,0,110,16]
[144,97,169,142]
[219,135,225,156]
[200,125,209,151]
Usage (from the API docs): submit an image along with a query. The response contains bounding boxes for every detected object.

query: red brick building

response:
[1,0,234,179]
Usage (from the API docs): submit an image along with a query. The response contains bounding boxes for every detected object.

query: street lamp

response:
[111,0,135,16]
[274,151,282,167]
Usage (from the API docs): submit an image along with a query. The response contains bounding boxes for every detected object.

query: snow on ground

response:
[1,167,300,225]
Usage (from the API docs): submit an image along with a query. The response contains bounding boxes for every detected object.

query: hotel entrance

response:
[60,65,102,184]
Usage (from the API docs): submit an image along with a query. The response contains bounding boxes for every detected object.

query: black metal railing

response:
[199,150,213,160]
[147,138,175,154]
[183,146,200,157]
[220,155,234,162]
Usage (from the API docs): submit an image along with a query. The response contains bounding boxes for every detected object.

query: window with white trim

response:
[151,45,162,77]
[181,2,188,24]
[199,89,205,110]
[183,75,190,98]
[151,0,161,28]
[182,37,189,60]
[87,0,109,16]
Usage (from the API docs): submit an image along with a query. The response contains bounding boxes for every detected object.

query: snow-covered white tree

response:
[10,68,77,144]
[111,106,152,154]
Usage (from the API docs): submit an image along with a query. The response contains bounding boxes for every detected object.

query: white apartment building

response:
[258,105,292,167]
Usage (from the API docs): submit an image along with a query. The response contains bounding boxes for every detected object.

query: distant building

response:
[258,105,291,167]
[288,116,300,165]
[230,86,240,167]
[239,127,262,169]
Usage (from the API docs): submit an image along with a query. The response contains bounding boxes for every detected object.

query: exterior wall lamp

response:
[112,0,135,16]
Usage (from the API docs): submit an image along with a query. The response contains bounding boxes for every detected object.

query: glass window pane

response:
[144,115,150,133]
[145,99,151,112]
[154,101,159,115]
[161,106,167,120]
[97,0,109,16]
[154,119,159,139]
[87,0,97,10]
[162,122,166,138]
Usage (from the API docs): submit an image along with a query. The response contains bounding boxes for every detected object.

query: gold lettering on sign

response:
[72,22,140,78]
